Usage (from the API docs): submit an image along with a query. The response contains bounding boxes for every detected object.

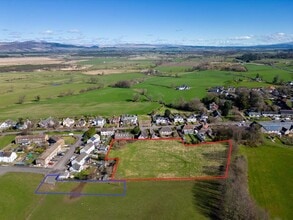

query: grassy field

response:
[0,62,291,120]
[0,172,207,220]
[108,140,228,179]
[0,135,15,149]
[240,142,293,219]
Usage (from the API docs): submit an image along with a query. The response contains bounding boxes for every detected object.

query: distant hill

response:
[0,40,292,53]
[0,41,98,52]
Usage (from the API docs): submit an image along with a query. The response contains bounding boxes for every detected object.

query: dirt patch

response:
[82,69,138,75]
[0,57,64,66]
[69,182,87,200]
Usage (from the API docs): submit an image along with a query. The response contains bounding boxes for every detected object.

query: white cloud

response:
[41,30,54,35]
[67,29,80,34]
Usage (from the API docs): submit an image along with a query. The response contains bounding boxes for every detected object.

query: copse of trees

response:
[112,80,132,88]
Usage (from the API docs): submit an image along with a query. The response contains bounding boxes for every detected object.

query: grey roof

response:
[258,121,292,132]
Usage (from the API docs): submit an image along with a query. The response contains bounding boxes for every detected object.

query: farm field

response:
[108,140,229,179]
[0,135,15,149]
[240,143,293,219]
[0,172,207,220]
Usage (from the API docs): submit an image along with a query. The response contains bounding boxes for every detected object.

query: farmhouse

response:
[87,134,100,145]
[0,151,17,163]
[36,139,64,166]
[80,143,95,154]
[159,127,173,137]
[15,134,49,145]
[100,127,115,136]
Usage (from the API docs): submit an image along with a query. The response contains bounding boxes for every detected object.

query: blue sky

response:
[0,0,292,46]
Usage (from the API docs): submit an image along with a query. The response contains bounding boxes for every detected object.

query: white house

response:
[173,115,185,124]
[183,125,195,134]
[0,120,15,130]
[155,117,168,125]
[70,153,89,172]
[80,143,95,154]
[187,114,197,123]
[120,115,138,125]
[100,127,115,136]
[62,118,75,127]
[87,134,100,145]
[0,152,17,163]
[91,117,106,127]
[159,127,173,136]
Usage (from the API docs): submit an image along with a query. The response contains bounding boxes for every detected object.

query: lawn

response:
[240,142,293,219]
[0,172,207,220]
[108,140,229,179]
[0,135,15,149]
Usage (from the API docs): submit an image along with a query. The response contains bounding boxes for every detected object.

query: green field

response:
[240,142,293,219]
[0,135,15,149]
[0,172,207,220]
[108,140,228,179]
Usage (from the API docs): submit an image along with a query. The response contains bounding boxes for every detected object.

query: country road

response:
[0,166,51,176]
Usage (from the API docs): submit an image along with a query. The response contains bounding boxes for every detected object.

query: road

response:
[0,166,51,176]
[52,134,83,171]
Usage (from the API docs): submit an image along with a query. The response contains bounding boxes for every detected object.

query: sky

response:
[0,0,293,46]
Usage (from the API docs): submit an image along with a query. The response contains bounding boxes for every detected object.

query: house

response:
[87,134,100,145]
[100,127,115,136]
[15,134,49,145]
[138,129,149,139]
[246,111,261,118]
[139,119,152,127]
[183,125,195,134]
[80,143,95,154]
[91,117,106,127]
[109,116,120,125]
[114,132,134,140]
[212,110,221,118]
[0,152,17,163]
[196,132,205,142]
[58,171,70,179]
[155,116,168,125]
[173,115,185,124]
[209,102,219,111]
[15,119,32,130]
[280,126,293,136]
[62,118,75,127]
[261,111,280,118]
[0,120,16,130]
[176,84,190,90]
[159,127,173,137]
[36,139,64,166]
[38,117,58,128]
[72,153,89,167]
[75,118,87,128]
[186,114,197,123]
[120,115,138,126]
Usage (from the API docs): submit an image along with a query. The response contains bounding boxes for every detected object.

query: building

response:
[15,134,49,145]
[36,139,64,166]
[0,120,16,130]
[173,115,185,124]
[87,134,100,145]
[138,129,149,139]
[183,125,195,134]
[80,143,95,154]
[91,117,106,127]
[186,114,197,123]
[246,111,261,118]
[139,119,152,127]
[159,127,173,137]
[280,110,293,119]
[176,84,190,90]
[120,115,138,125]
[155,117,168,125]
[258,121,292,135]
[62,118,75,127]
[114,132,134,139]
[100,127,115,136]
[38,117,58,128]
[0,152,17,163]
[70,153,89,172]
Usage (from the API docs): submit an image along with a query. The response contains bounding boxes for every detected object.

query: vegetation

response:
[240,142,293,219]
[0,135,15,149]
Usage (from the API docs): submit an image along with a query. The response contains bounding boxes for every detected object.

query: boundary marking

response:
[106,138,233,181]
[35,174,126,196]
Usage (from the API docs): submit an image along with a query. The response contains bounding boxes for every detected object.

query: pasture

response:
[0,135,15,149]
[108,140,229,179]
[0,172,207,219]
[240,142,293,219]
